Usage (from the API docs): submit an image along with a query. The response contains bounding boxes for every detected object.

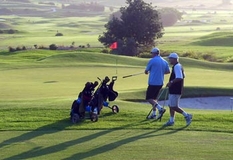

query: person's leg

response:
[146,86,157,118]
[167,94,192,126]
[169,107,175,122]
[146,85,163,118]
[164,94,176,126]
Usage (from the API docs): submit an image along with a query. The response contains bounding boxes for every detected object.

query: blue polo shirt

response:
[146,56,170,86]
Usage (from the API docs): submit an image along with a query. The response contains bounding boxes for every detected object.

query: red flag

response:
[110,42,117,49]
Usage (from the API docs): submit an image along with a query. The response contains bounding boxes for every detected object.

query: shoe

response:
[147,114,156,119]
[185,114,193,126]
[164,121,174,126]
[156,108,166,120]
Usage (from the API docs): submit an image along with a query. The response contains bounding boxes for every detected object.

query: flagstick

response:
[116,58,118,75]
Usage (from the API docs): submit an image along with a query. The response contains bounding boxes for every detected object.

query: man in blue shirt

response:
[145,48,170,120]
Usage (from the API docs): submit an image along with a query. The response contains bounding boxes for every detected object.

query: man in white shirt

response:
[165,53,192,126]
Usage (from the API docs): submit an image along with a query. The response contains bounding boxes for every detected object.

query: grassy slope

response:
[0,50,232,101]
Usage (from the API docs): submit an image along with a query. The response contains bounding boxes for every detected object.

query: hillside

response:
[0,49,232,71]
[192,32,233,46]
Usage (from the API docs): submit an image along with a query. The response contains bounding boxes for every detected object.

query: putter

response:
[146,88,166,119]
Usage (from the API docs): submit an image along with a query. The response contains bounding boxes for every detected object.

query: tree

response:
[99,0,163,56]
[159,8,183,27]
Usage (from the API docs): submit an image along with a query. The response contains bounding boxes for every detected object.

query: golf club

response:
[122,72,144,79]
[159,89,169,122]
[146,88,168,120]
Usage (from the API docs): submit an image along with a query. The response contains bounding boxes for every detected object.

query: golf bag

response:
[70,76,119,123]
[89,76,118,115]
[70,81,98,123]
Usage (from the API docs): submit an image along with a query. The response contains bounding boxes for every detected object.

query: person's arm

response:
[164,61,170,74]
[167,64,183,87]
[145,60,152,75]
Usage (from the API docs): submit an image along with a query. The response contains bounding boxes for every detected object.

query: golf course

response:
[0,0,233,160]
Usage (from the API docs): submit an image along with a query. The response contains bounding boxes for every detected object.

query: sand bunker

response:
[158,96,233,111]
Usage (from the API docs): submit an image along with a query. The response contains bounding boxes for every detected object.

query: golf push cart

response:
[70,76,119,123]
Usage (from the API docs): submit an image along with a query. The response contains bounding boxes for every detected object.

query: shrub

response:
[38,45,48,49]
[138,52,151,58]
[87,43,90,48]
[22,46,26,50]
[82,45,85,48]
[55,33,63,36]
[138,50,170,58]
[101,48,109,54]
[0,30,3,34]
[202,53,217,62]
[16,46,22,51]
[49,44,57,50]
[8,46,15,52]
[182,51,200,59]
[227,57,233,62]
[8,29,15,34]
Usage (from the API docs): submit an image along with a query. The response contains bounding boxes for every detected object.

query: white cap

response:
[168,53,179,59]
[150,48,160,54]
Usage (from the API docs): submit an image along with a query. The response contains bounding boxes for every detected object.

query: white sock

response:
[169,117,175,122]
[155,104,162,110]
[182,111,188,117]
[152,110,156,116]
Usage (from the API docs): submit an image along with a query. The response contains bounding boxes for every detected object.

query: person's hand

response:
[145,70,149,75]
[166,82,172,87]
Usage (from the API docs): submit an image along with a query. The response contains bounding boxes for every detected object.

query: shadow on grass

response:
[63,125,188,160]
[0,118,71,150]
[2,120,188,160]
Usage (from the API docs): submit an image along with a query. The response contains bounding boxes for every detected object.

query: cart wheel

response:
[91,113,98,122]
[71,114,80,124]
[112,105,119,113]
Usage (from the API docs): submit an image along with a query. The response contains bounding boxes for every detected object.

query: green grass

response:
[1,130,232,160]
[0,98,233,160]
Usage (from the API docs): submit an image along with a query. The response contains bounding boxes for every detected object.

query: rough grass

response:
[192,32,233,46]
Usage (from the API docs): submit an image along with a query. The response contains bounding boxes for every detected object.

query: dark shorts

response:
[146,85,163,100]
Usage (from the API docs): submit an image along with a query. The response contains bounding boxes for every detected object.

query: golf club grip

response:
[122,75,132,78]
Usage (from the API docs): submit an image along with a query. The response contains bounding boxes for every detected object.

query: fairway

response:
[1,130,233,160]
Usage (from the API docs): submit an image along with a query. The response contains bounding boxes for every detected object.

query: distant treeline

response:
[4,0,30,3]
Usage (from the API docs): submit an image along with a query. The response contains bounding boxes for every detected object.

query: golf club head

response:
[112,76,117,81]
[103,76,110,84]
[93,81,99,87]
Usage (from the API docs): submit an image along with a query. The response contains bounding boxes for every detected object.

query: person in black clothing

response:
[164,53,192,126]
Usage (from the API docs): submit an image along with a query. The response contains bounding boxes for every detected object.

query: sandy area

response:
[158,96,233,111]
